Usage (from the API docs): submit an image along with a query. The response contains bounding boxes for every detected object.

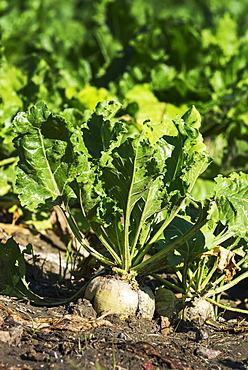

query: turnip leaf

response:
[162,216,207,266]
[0,238,41,300]
[209,172,248,238]
[13,102,77,210]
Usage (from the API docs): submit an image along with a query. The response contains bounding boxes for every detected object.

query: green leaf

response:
[158,216,207,266]
[74,104,173,269]
[0,238,40,300]
[164,110,210,196]
[191,178,215,201]
[209,172,248,237]
[102,135,165,268]
[13,102,77,210]
[78,104,210,270]
[181,105,201,129]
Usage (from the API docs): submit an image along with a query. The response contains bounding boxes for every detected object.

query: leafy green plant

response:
[154,171,248,315]
[12,101,208,272]
[6,100,247,317]
[154,221,248,315]
[0,238,41,300]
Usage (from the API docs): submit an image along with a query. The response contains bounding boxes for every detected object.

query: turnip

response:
[85,276,155,319]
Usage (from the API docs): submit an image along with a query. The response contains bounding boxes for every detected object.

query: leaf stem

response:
[198,257,218,292]
[132,199,187,267]
[214,231,234,245]
[130,190,152,261]
[131,224,151,263]
[123,140,141,270]
[133,203,209,276]
[206,297,248,315]
[148,198,187,246]
[151,273,185,294]
[60,206,116,267]
[205,270,248,297]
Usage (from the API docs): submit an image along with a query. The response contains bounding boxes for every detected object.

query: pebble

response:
[141,361,154,370]
[195,346,221,359]
[117,332,126,340]
[9,349,18,356]
[195,328,208,342]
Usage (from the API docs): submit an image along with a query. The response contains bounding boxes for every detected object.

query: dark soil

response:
[0,226,248,370]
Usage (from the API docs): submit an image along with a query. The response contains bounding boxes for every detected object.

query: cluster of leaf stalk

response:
[7,100,248,312]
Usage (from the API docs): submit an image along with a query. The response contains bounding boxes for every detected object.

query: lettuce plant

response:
[11,101,248,315]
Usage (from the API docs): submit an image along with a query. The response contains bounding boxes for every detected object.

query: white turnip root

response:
[84,276,155,319]
[179,296,215,325]
[155,288,215,326]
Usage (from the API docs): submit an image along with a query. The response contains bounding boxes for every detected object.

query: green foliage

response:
[1,0,248,200]
[13,102,77,210]
[161,216,206,267]
[209,173,248,237]
[0,238,40,299]
[13,102,210,274]
[11,102,248,286]
[1,0,248,304]
[157,172,248,299]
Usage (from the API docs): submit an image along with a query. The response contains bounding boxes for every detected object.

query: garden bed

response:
[0,226,247,370]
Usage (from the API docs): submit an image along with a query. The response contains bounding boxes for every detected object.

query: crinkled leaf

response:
[103,136,160,213]
[209,172,248,237]
[102,135,168,260]
[164,107,210,195]
[13,102,77,210]
[181,105,201,129]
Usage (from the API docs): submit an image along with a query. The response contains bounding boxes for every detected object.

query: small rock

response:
[218,316,226,323]
[195,346,221,359]
[160,316,173,335]
[9,349,18,356]
[195,328,208,342]
[141,361,153,370]
[0,325,23,346]
[117,332,126,339]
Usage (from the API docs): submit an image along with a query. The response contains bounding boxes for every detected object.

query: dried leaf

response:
[0,303,114,332]
[202,246,241,282]
[160,316,173,335]
[0,223,30,237]
[51,313,114,331]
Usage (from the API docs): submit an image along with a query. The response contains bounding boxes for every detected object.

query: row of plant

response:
[1,0,248,207]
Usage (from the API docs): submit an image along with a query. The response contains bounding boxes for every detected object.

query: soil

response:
[0,224,248,370]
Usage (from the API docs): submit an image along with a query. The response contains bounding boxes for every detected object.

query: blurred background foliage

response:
[1,0,248,214]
